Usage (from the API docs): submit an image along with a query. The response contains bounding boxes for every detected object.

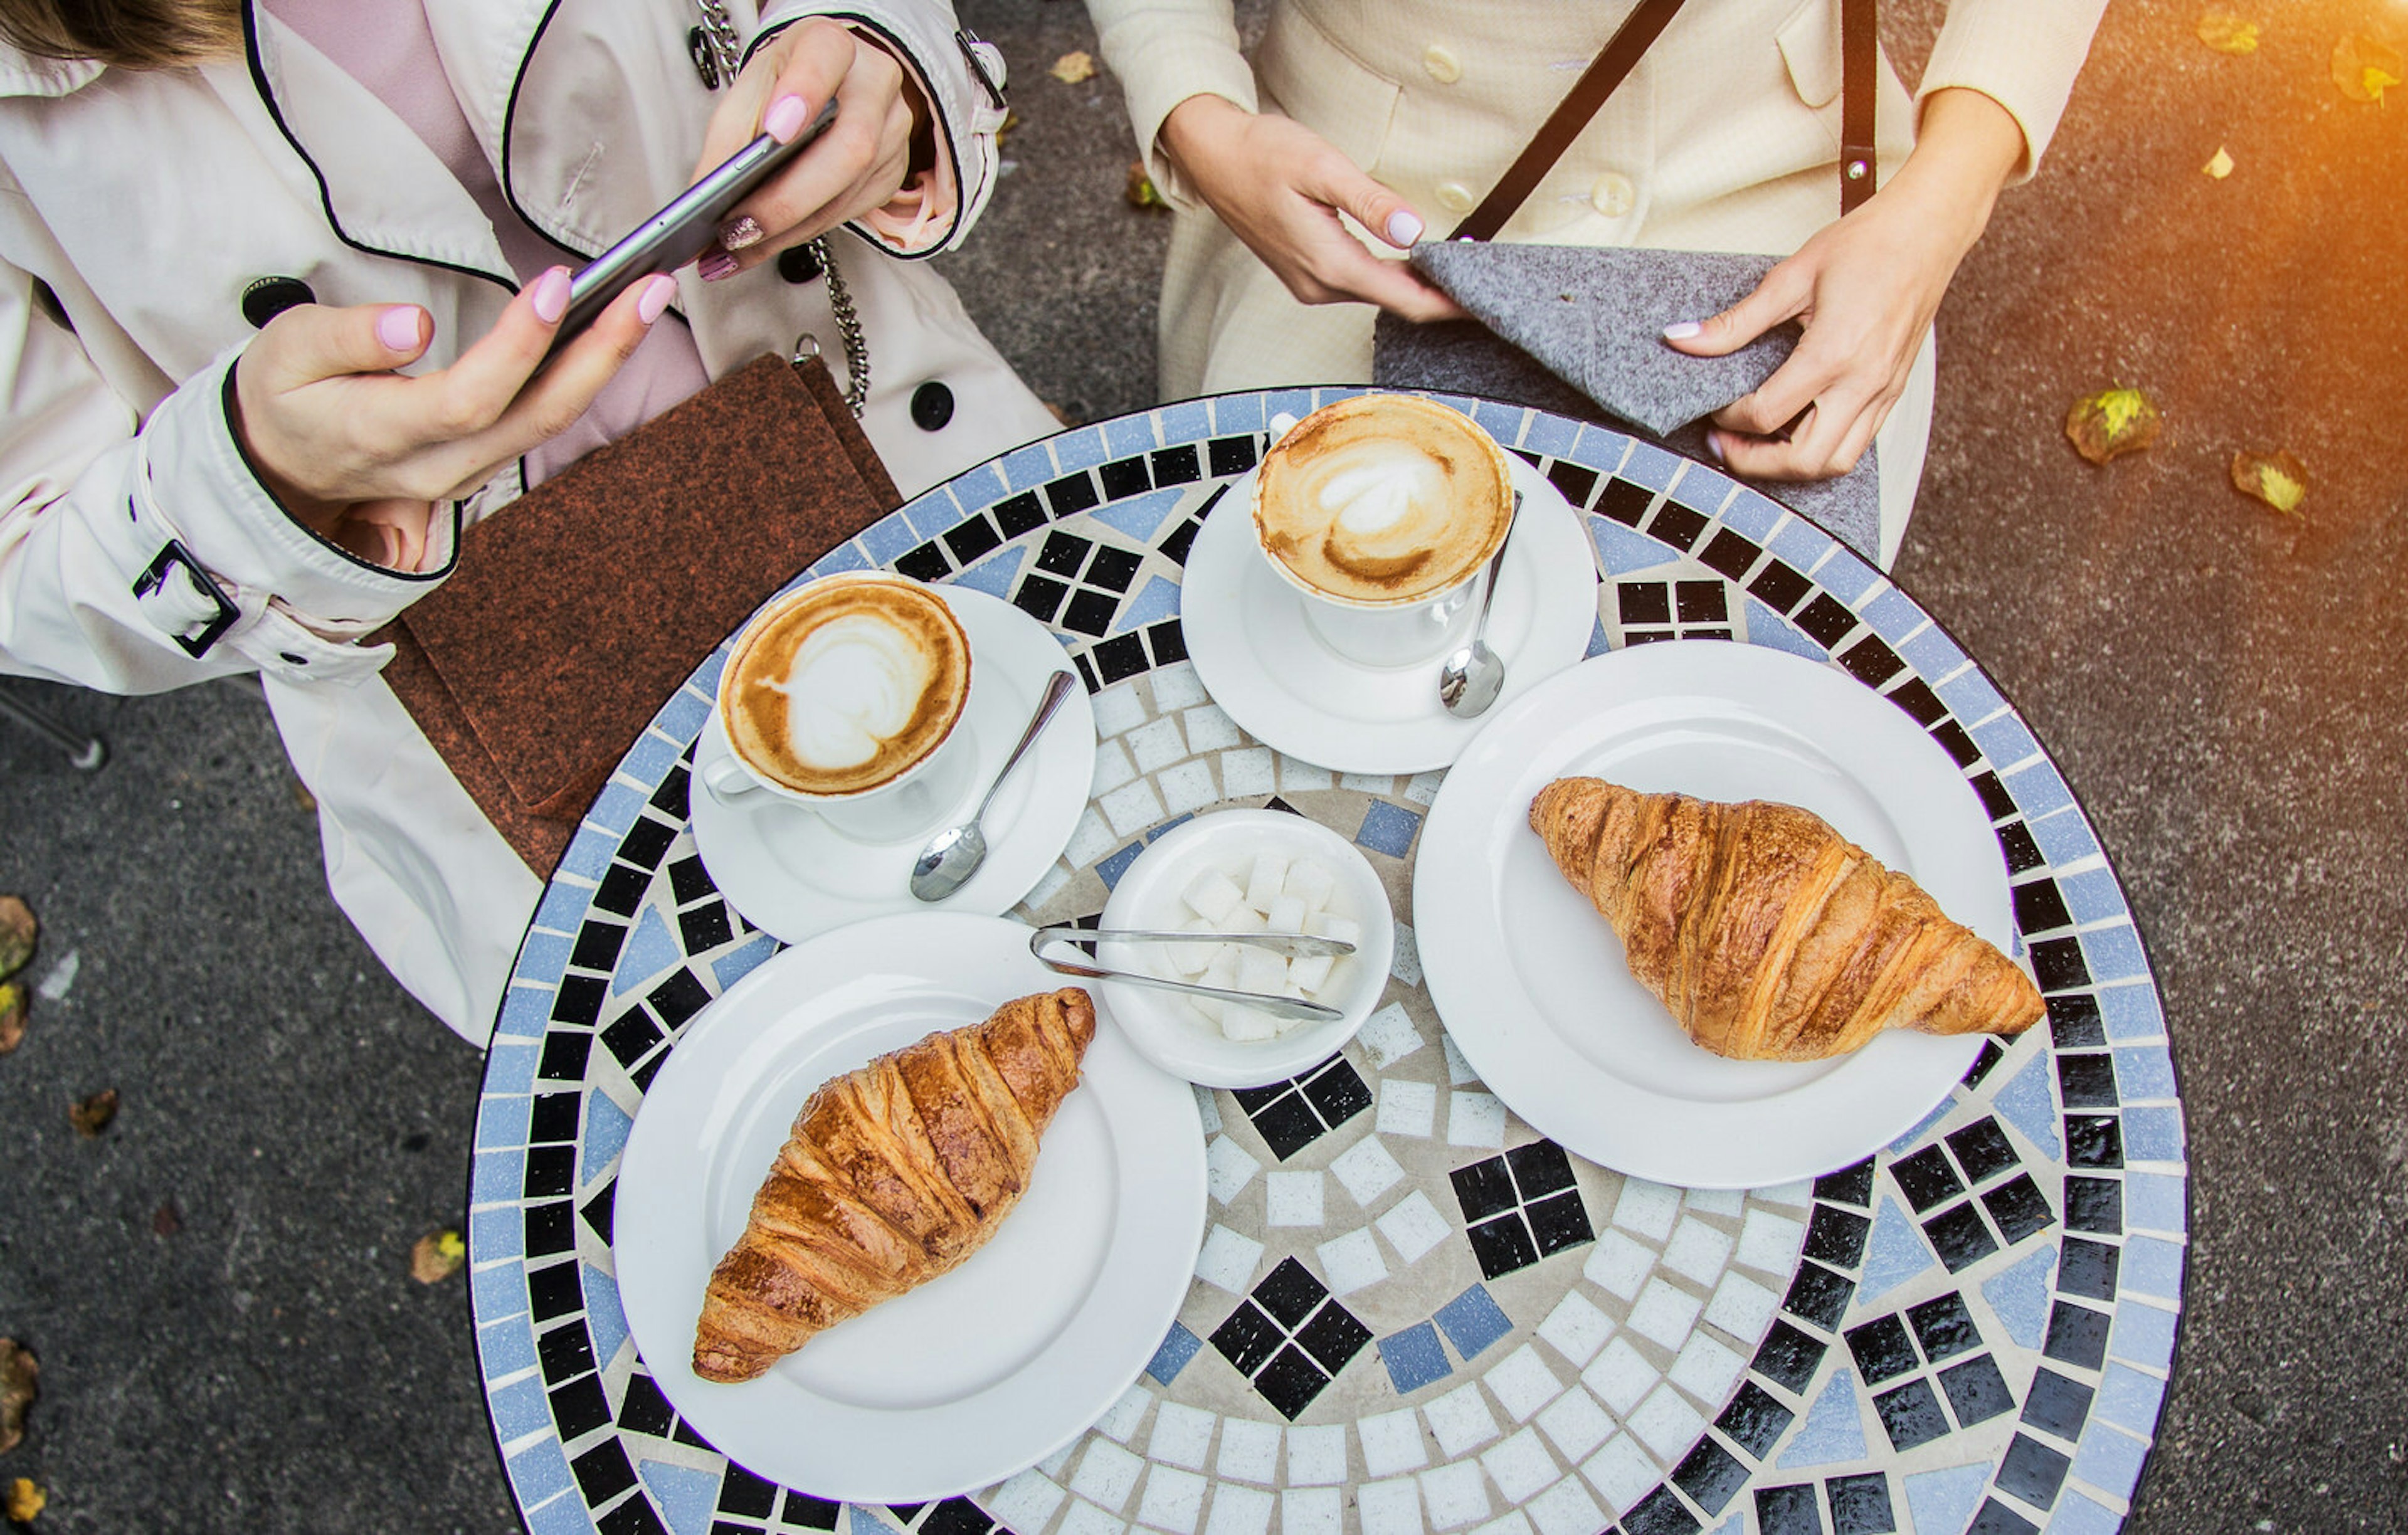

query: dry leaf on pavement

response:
[411,1230,465,1285]
[152,1201,183,1238]
[67,1090,116,1138]
[2065,388,2162,465]
[0,899,33,982]
[0,986,23,1058]
[0,1341,35,1456]
[2333,34,2403,103]
[3,1477,41,1524]
[2203,147,2234,179]
[2196,12,2260,54]
[1048,50,1096,84]
[1125,161,1168,210]
[2231,450,2308,515]
[995,107,1023,148]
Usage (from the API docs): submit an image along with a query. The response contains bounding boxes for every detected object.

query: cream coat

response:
[0,0,1057,1043]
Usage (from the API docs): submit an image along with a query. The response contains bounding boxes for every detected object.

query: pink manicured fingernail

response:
[1662,320,1702,340]
[636,274,677,324]
[1704,432,1726,464]
[376,305,423,352]
[764,93,810,143]
[699,251,741,283]
[1386,210,1424,247]
[719,215,766,252]
[531,266,572,324]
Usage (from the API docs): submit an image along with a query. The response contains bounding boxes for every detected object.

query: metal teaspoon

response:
[909,670,1077,902]
[1438,492,1520,718]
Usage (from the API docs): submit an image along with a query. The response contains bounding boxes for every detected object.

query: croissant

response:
[692,986,1096,1383]
[1529,778,2042,1061]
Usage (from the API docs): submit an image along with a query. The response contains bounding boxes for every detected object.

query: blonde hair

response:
[0,0,241,70]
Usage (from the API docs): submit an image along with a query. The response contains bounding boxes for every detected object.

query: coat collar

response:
[0,45,104,98]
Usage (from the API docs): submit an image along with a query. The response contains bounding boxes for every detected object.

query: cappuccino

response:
[721,574,971,798]
[1254,396,1513,607]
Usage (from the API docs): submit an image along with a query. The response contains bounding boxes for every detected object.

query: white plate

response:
[691,586,1097,944]
[614,912,1206,1502]
[1414,641,2014,1189]
[1182,455,1599,774]
[1096,809,1397,1089]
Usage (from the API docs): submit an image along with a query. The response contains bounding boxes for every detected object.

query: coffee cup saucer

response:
[689,584,1097,945]
[1183,453,1599,774]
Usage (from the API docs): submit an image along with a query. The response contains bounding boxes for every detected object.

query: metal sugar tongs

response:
[1028,926,1355,1024]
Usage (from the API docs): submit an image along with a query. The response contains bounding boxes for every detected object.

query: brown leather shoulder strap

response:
[1840,0,1878,213]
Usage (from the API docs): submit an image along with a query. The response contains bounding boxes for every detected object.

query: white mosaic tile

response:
[1127,715,1188,774]
[1579,1435,1657,1515]
[1042,1444,1079,1479]
[1093,739,1138,795]
[1193,1084,1222,1134]
[1202,1484,1275,1535]
[1195,1224,1265,1292]
[1703,1271,1778,1343]
[1377,1191,1453,1265]
[1331,1135,1406,1206]
[1148,1402,1215,1470]
[1358,1003,1426,1068]
[1423,1383,1501,1457]
[1280,1487,1342,1535]
[1093,683,1148,737]
[1286,1425,1348,1486]
[1536,1290,1615,1367]
[1625,1279,1706,1352]
[1339,771,1395,794]
[1684,1187,1745,1218]
[1096,1385,1153,1442]
[1377,1079,1438,1138]
[1534,1387,1613,1463]
[1220,747,1276,797]
[1736,1209,1806,1272]
[1483,1344,1563,1423]
[1218,1418,1283,1484]
[1073,1440,1146,1511]
[1358,1477,1423,1535]
[1402,769,1445,806]
[1207,1135,1262,1205]
[1103,778,1168,836]
[1137,1467,1208,1535]
[1756,1178,1815,1210]
[1446,1090,1508,1148]
[1524,1477,1605,1535]
[1668,1332,1744,1405]
[1279,757,1335,792]
[990,1470,1067,1532]
[1151,662,1209,711]
[1026,863,1074,912]
[1266,1169,1324,1227]
[1391,923,1423,986]
[1160,760,1220,817]
[1609,1179,1681,1242]
[1417,1462,1492,1532]
[1317,1227,1388,1294]
[1479,1428,1560,1502]
[1582,1337,1658,1416]
[1066,806,1119,867]
[1625,1383,1705,1461]
[1582,1230,1655,1301]
[1661,1218,1735,1286]
[1061,1499,1129,1535]
[1467,1512,1531,1535]
[1441,1033,1479,1086]
[1181,702,1242,752]
[1358,1407,1430,1478]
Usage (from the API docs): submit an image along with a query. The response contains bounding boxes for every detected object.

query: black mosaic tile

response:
[1060,588,1119,638]
[1623,1484,1703,1535]
[784,1493,843,1529]
[1828,1472,1894,1534]
[1043,472,1101,519]
[1255,1257,1329,1328]
[924,1497,993,1535]
[1844,1315,1920,1385]
[1210,1301,1283,1374]
[529,1258,583,1321]
[1621,629,1679,645]
[2057,1237,2121,1302]
[992,492,1047,539]
[618,1371,675,1438]
[647,969,712,1031]
[1207,435,1259,477]
[1872,1377,1950,1452]
[672,1418,710,1449]
[1748,560,1813,614]
[628,1052,668,1094]
[1295,1299,1372,1372]
[664,854,713,907]
[1301,1058,1373,1126]
[1675,579,1729,623]
[2066,1114,2125,1169]
[1886,678,1947,727]
[1158,518,1202,566]
[1147,619,1188,665]
[1151,444,1201,485]
[1686,627,1734,641]
[2047,992,2106,1047]
[1892,1145,1965,1213]
[599,1010,663,1069]
[530,1093,581,1143]
[1815,1158,1877,1209]
[1968,769,2017,821]
[538,1319,596,1385]
[2063,1176,2124,1241]
[2019,1368,2096,1443]
[1906,1292,1980,1363]
[2042,1300,2111,1369]
[550,1373,612,1439]
[2011,878,2074,936]
[1946,1119,2020,1184]
[598,1491,670,1535]
[1508,1139,1577,1199]
[1450,1157,1518,1222]
[1073,654,1100,693]
[1254,1342,1331,1420]
[1966,1501,2040,1535]
[1099,455,1153,500]
[1696,527,1762,581]
[1673,1435,1749,1514]
[1084,545,1144,592]
[1837,635,1903,687]
[620,818,676,870]
[1230,1079,1292,1117]
[1754,1321,1829,1394]
[1983,1175,2056,1245]
[1595,477,1653,525]
[551,974,608,1026]
[571,919,628,973]
[2030,937,2093,993]
[1938,1351,2014,1428]
[1467,1213,1543,1279]
[1546,460,1597,507]
[1931,720,1981,768]
[1997,821,2045,875]
[718,1465,778,1517]
[1092,633,1149,685]
[524,1144,576,1199]
[1997,1432,2073,1509]
[591,863,648,918]
[1646,500,1708,551]
[1923,1203,2000,1273]
[943,514,1004,566]
[1716,1381,1797,1459]
[1618,581,1672,626]
[1803,1203,1871,1268]
[1784,1262,1856,1331]
[1753,1484,1820,1535]
[1013,574,1069,624]
[1964,1039,2006,1090]
[890,1506,928,1526]
[649,764,689,819]
[1035,530,1092,577]
[1526,1190,1595,1255]
[1793,592,1857,648]
[538,1030,593,1083]
[581,1180,616,1244]
[525,1200,576,1257]
[676,898,734,953]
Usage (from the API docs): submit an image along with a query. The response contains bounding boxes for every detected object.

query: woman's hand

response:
[230,268,673,568]
[1664,88,2028,480]
[694,19,928,278]
[1157,93,1464,322]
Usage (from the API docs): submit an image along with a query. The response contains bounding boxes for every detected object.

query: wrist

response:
[1890,87,2025,255]
[1158,92,1248,180]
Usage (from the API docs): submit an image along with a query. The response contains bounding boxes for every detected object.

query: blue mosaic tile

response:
[582,1095,634,1179]
[902,486,967,540]
[1093,485,1190,544]
[473,1257,527,1321]
[483,1038,541,1095]
[1901,1463,1990,1535]
[1434,1284,1513,1359]
[1591,518,1684,576]
[640,1460,719,1535]
[996,442,1057,493]
[1886,1096,1956,1156]
[472,1149,525,1206]
[1856,1194,1938,1305]
[1212,394,1267,434]
[654,688,712,746]
[488,1371,551,1444]
[1968,713,2042,773]
[2091,1363,2168,1437]
[1745,601,1829,663]
[1719,488,1786,541]
[1265,387,1318,426]
[1053,426,1111,474]
[2057,870,2126,926]
[518,935,574,986]
[1812,548,1878,604]
[1147,1321,1205,1386]
[1899,623,1968,683]
[2111,1045,2175,1100]
[2099,985,2165,1043]
[505,1438,576,1509]
[1619,440,1685,492]
[1777,1371,1869,1469]
[1472,400,1528,447]
[2069,1423,2148,1499]
[1096,841,1145,890]
[1982,1245,2057,1349]
[1861,587,1925,645]
[1112,576,1183,635]
[689,649,727,698]
[1569,424,1634,475]
[1356,801,1422,858]
[2124,1174,2185,1235]
[1585,616,1610,658]
[1147,814,1195,843]
[711,932,779,990]
[1668,463,1735,517]
[813,541,870,576]
[1934,665,2010,729]
[2081,927,2148,984]
[585,1263,630,1371]
[1992,1051,2062,1161]
[953,544,1025,599]
[584,784,645,838]
[1768,515,1835,574]
[2000,762,2074,820]
[861,514,919,566]
[617,731,682,789]
[611,907,679,996]
[2120,1106,2184,1163]
[479,1313,537,1377]
[1523,411,1580,460]
[559,830,615,882]
[478,1094,533,1151]
[1158,399,1213,445]
[499,986,552,1039]
[2118,1237,2184,1301]
[1378,1322,1452,1393]
[522,1489,594,1535]
[2027,807,2099,867]
[2049,1489,2123,1535]
[1105,413,1161,459]
[949,461,1008,515]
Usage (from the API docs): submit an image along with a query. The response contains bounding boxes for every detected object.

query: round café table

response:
[467,391,2187,1535]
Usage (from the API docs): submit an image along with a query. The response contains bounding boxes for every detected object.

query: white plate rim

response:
[1413,640,2013,1188]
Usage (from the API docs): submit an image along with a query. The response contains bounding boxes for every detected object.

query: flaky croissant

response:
[1529,778,2042,1062]
[692,987,1096,1383]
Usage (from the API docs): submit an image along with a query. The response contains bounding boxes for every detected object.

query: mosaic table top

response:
[467,390,2187,1535]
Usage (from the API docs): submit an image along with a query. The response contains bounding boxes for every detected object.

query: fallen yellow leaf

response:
[411,1229,466,1285]
[3,1478,43,1523]
[67,1089,116,1138]
[1125,161,1168,211]
[2065,388,2163,465]
[1049,50,1096,85]
[2231,450,2308,515]
[0,983,22,1057]
[0,1340,35,1457]
[2197,11,2259,53]
[2204,146,2234,179]
[0,897,33,981]
[2333,34,2403,102]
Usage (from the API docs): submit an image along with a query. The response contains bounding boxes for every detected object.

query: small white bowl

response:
[1097,809,1396,1088]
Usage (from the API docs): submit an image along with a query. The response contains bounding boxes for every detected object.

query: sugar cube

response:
[1266,895,1307,933]
[1284,860,1337,913]
[1289,952,1335,994]
[1185,870,1245,924]
[1223,905,1268,934]
[1168,924,1214,978]
[1186,994,1222,1024]
[1238,947,1289,996]
[1306,914,1363,947]
[1201,947,1241,993]
[1244,853,1290,912]
[1222,1006,1278,1042]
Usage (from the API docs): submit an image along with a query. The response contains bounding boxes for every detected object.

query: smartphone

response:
[543,97,840,361]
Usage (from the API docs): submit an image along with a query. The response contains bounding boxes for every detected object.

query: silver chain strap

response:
[691,0,870,419]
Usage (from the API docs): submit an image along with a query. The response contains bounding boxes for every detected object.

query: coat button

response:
[776,244,824,283]
[1422,43,1461,83]
[241,275,315,329]
[1435,181,1475,214]
[1590,172,1636,218]
[910,381,955,431]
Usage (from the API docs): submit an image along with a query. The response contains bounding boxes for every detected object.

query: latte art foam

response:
[771,615,936,772]
[1254,396,1513,605]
